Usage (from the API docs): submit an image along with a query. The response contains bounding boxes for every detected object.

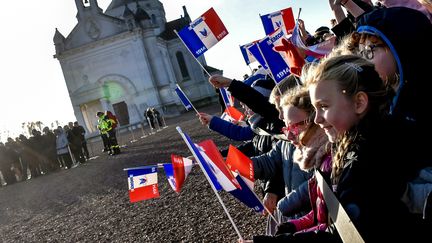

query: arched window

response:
[176,52,190,79]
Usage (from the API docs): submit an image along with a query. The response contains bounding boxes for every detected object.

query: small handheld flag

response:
[176,126,243,240]
[289,11,335,58]
[225,146,278,222]
[229,174,264,213]
[174,84,198,113]
[162,163,177,192]
[177,7,228,58]
[198,140,241,191]
[240,41,258,65]
[260,7,295,35]
[222,106,245,123]
[127,166,160,202]
[220,88,234,108]
[226,145,255,189]
[247,43,269,70]
[166,155,194,193]
[177,127,222,191]
[257,27,291,83]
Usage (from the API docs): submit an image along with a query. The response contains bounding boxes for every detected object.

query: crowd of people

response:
[0,121,90,186]
[195,0,431,242]
[0,107,169,186]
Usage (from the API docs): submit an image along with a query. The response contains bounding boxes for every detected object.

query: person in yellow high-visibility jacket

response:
[96,111,121,155]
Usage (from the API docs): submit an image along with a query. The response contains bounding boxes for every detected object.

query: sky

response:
[0,0,334,141]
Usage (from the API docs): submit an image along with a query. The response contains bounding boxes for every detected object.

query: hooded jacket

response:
[357,7,432,133]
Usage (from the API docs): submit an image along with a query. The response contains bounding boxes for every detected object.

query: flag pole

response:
[247,64,253,73]
[252,187,279,224]
[174,30,211,77]
[236,172,278,224]
[123,163,165,171]
[256,44,283,96]
[177,127,244,240]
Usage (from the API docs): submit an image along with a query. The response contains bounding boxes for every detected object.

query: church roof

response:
[122,4,134,18]
[158,17,189,40]
[53,28,65,43]
[203,65,222,74]
[107,0,140,11]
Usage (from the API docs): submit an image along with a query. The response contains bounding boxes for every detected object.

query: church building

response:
[54,0,220,134]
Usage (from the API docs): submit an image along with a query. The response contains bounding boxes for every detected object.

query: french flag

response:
[240,41,258,65]
[258,27,291,83]
[163,155,194,193]
[290,20,335,58]
[177,127,223,191]
[247,42,268,70]
[174,84,194,111]
[220,88,234,108]
[226,145,255,189]
[229,174,264,213]
[198,140,264,213]
[221,106,245,123]
[127,166,160,202]
[177,8,228,58]
[261,7,295,35]
[198,140,241,192]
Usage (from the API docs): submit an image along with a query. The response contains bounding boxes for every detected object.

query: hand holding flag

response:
[208,75,233,89]
[222,106,245,123]
[273,38,305,77]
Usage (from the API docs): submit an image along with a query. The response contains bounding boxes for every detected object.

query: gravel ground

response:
[0,104,266,242]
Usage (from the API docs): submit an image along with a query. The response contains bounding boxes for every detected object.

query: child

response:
[306,54,424,242]
[241,88,336,243]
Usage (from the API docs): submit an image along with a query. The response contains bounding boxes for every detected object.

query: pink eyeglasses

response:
[282,120,308,138]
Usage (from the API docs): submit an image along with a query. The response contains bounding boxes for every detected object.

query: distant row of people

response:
[144,107,165,130]
[0,121,90,186]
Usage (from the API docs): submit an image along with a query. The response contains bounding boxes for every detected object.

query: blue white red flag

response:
[260,7,295,35]
[221,106,245,123]
[198,140,241,192]
[257,28,291,83]
[247,43,268,70]
[220,88,234,108]
[177,8,228,58]
[226,145,255,189]
[240,41,258,65]
[162,163,177,192]
[127,166,160,202]
[166,155,194,193]
[175,84,194,111]
[229,174,264,213]
[290,20,336,58]
[176,127,223,191]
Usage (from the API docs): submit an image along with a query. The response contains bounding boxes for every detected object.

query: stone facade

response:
[54,0,220,134]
